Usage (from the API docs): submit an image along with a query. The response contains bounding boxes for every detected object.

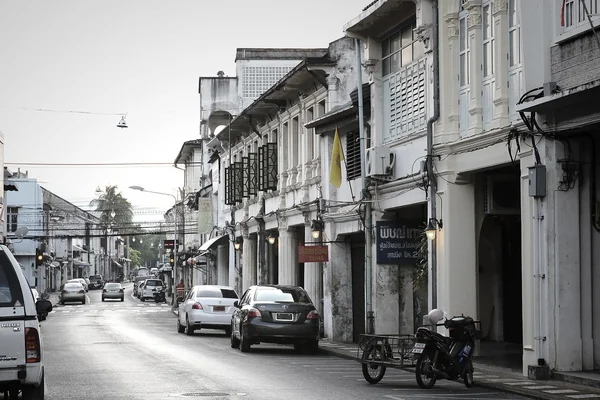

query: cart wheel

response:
[463,360,474,388]
[415,352,437,389]
[362,344,387,384]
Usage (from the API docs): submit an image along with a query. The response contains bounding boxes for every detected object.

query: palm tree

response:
[90,185,134,228]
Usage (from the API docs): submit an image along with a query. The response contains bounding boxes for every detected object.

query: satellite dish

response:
[14,226,29,239]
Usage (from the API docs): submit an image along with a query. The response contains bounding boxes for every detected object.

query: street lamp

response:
[129,185,178,303]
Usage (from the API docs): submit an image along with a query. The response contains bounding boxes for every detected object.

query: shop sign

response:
[376,221,422,265]
[298,245,329,263]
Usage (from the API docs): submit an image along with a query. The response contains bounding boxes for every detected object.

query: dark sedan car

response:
[230,285,319,354]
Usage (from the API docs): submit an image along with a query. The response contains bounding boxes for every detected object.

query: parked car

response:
[59,282,86,305]
[139,279,163,302]
[102,282,124,302]
[67,278,88,292]
[88,274,104,290]
[230,285,319,354]
[0,244,52,399]
[177,285,238,336]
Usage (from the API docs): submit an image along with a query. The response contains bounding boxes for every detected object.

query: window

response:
[254,287,311,303]
[458,4,471,136]
[306,107,314,160]
[241,66,294,98]
[345,129,361,180]
[482,0,495,128]
[508,0,523,121]
[7,207,18,233]
[292,117,299,168]
[562,0,598,28]
[382,20,425,76]
[282,122,289,172]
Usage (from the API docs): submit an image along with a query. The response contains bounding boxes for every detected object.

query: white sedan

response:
[177,285,239,336]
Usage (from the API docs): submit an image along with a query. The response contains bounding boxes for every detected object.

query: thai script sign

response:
[376,221,422,265]
[298,245,329,263]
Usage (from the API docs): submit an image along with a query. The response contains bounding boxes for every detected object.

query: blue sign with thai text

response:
[376,220,422,265]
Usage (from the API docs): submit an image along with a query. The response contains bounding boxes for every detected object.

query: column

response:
[304,222,323,315]
[492,0,509,127]
[435,177,477,320]
[438,8,460,142]
[267,238,277,284]
[278,228,297,285]
[216,244,228,286]
[323,238,353,342]
[257,220,268,284]
[242,234,257,291]
[466,1,484,135]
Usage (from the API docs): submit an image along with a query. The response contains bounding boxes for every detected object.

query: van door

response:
[0,254,27,368]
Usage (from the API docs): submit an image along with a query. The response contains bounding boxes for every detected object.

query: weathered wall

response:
[551,32,600,90]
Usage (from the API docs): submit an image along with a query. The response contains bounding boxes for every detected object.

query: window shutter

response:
[234,161,243,203]
[248,152,258,196]
[242,156,250,198]
[266,142,278,191]
[345,129,361,180]
[258,146,266,191]
[224,167,232,205]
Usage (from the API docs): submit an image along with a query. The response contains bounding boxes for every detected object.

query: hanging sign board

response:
[298,245,329,263]
[197,198,213,234]
[376,221,422,265]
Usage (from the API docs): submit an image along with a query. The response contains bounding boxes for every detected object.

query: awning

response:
[198,235,228,252]
[72,245,87,253]
[73,260,91,268]
[194,250,210,263]
[112,260,123,269]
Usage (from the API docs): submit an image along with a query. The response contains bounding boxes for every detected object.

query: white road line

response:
[544,389,580,394]
[523,386,556,390]
[567,395,600,399]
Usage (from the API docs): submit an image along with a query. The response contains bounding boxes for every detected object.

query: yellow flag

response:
[329,128,344,188]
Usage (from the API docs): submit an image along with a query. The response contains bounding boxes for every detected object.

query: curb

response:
[317,347,589,400]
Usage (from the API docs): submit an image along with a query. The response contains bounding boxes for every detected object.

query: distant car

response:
[59,282,86,305]
[102,282,124,302]
[68,278,88,292]
[139,279,163,302]
[150,267,159,276]
[137,267,149,277]
[177,285,239,336]
[230,285,319,354]
[88,274,104,290]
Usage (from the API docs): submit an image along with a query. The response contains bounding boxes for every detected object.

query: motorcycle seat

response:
[417,327,453,346]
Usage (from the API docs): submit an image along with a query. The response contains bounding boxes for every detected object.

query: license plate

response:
[276,313,293,321]
[213,306,225,312]
[412,343,426,354]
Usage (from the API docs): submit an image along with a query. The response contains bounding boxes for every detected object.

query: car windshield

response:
[105,283,121,289]
[64,283,83,289]
[195,288,238,299]
[254,288,311,303]
[145,280,161,287]
[90,275,101,280]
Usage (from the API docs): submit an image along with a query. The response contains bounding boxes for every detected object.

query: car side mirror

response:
[36,299,53,314]
[233,301,239,308]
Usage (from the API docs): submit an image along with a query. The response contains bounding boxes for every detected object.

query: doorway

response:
[349,233,365,343]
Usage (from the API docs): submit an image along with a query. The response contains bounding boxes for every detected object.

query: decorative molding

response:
[492,0,508,15]
[467,8,482,28]
[414,24,432,52]
[326,76,340,91]
[447,21,459,39]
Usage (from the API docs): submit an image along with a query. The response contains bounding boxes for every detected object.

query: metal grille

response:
[258,145,266,191]
[345,129,361,181]
[242,156,250,198]
[224,167,232,205]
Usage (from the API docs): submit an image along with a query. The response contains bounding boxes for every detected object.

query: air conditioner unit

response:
[483,174,521,215]
[366,147,396,178]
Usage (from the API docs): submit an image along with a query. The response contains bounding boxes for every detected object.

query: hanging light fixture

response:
[425,218,443,241]
[234,237,242,250]
[132,237,136,243]
[311,219,324,239]
[267,234,276,245]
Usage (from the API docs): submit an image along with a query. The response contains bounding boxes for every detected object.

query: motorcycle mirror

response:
[427,309,445,324]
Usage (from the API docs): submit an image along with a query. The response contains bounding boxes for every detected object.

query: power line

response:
[5,161,203,167]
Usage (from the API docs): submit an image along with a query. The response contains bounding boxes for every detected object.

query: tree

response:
[90,185,134,228]
[127,248,141,268]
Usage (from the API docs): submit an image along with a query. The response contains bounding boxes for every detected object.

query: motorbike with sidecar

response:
[357,309,481,389]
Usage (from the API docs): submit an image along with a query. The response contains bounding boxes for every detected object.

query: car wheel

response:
[82,298,86,305]
[177,313,185,333]
[185,315,194,336]
[21,370,44,400]
[224,326,232,337]
[141,297,145,302]
[101,297,105,302]
[239,328,251,353]
[306,339,319,355]
[120,297,124,302]
[229,323,239,348]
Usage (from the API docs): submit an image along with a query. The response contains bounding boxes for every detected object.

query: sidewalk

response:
[318,339,600,400]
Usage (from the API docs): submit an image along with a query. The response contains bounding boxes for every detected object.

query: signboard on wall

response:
[298,245,329,263]
[376,221,422,265]
[197,198,213,234]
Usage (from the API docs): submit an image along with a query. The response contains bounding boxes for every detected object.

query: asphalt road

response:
[40,284,532,400]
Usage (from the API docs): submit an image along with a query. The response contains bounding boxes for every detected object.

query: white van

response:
[0,244,52,399]
[137,267,149,277]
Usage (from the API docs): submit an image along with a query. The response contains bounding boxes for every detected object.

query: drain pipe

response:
[426,0,441,311]
[354,37,374,334]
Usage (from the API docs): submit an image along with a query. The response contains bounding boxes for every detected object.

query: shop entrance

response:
[349,233,365,343]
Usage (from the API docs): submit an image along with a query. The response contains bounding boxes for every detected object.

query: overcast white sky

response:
[0,0,368,224]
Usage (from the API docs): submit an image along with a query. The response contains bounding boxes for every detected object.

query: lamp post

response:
[129,186,178,304]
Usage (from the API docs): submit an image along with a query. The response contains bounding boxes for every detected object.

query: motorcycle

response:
[412,309,481,389]
[153,288,166,303]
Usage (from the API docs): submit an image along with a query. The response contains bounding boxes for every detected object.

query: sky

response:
[0,0,369,225]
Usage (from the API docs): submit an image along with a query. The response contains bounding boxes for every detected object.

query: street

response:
[39,284,532,400]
